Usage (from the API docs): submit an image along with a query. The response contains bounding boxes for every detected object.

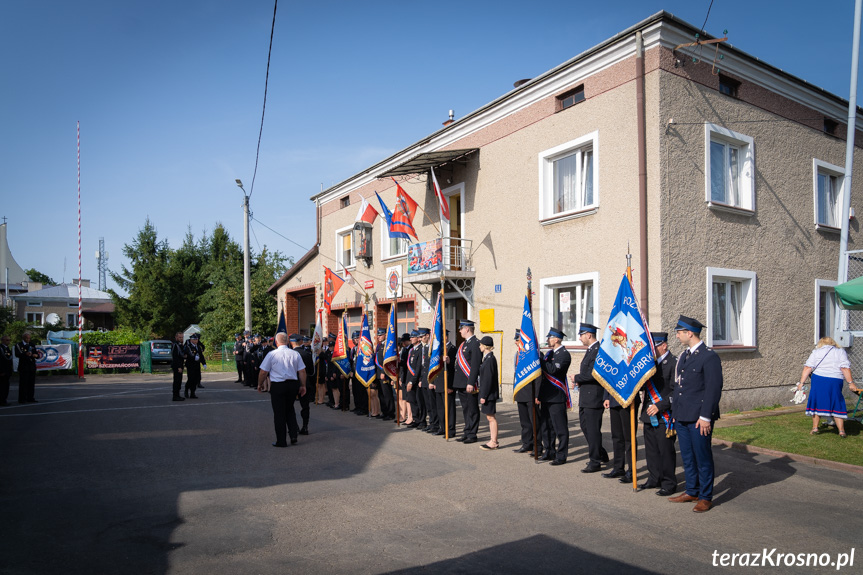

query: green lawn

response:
[713,412,863,467]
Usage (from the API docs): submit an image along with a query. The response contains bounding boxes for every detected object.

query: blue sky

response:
[2,0,861,292]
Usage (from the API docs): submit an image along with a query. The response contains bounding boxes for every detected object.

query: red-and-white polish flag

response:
[355,196,379,224]
[430,167,450,225]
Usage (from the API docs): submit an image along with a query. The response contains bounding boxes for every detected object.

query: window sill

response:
[712,345,757,353]
[540,207,598,226]
[707,201,754,216]
[380,254,407,264]
[815,223,841,234]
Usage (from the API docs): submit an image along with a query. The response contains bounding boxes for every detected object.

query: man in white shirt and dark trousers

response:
[258,332,307,447]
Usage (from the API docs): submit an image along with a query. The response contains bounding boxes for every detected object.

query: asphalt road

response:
[1,373,860,574]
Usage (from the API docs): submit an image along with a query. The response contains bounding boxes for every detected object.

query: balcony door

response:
[441,182,463,271]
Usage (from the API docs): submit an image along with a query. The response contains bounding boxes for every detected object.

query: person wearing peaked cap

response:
[569,323,610,472]
[289,334,316,435]
[669,315,723,513]
[397,331,414,425]
[453,319,482,443]
[420,328,439,433]
[536,327,571,465]
[171,331,186,401]
[432,328,457,437]
[183,333,206,399]
[409,329,429,429]
[404,330,422,426]
[375,327,395,421]
[640,331,678,496]
[478,336,500,450]
[243,332,258,388]
[233,333,245,384]
[512,329,535,453]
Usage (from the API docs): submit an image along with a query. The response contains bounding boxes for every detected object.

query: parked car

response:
[149,340,173,364]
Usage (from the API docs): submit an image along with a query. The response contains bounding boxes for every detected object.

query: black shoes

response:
[582,465,602,473]
[433,430,445,436]
[290,438,298,445]
[184,390,189,398]
[299,426,309,436]
[656,488,676,497]
[197,383,204,389]
[550,460,566,466]
[618,474,633,484]
[514,446,533,453]
[602,469,625,479]
[463,437,478,444]
[172,396,185,402]
[639,482,659,491]
[539,453,555,461]
[455,436,466,442]
[272,442,287,448]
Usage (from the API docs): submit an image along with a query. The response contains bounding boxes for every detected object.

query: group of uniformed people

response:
[170,331,208,401]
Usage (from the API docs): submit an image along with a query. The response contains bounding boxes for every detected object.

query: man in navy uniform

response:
[170,331,186,401]
[14,332,38,404]
[233,333,245,384]
[419,327,438,433]
[668,316,722,513]
[0,334,12,405]
[397,332,412,424]
[431,329,457,437]
[602,379,640,483]
[184,333,206,398]
[375,327,396,421]
[569,323,609,473]
[512,329,535,454]
[536,327,571,465]
[641,331,678,496]
[292,334,315,435]
[405,330,423,427]
[453,320,481,444]
[349,330,368,416]
[243,330,257,388]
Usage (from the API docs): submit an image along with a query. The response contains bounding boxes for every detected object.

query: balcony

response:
[405,237,474,284]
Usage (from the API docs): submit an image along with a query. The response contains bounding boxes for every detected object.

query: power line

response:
[250,216,310,252]
[248,0,278,200]
[700,0,715,34]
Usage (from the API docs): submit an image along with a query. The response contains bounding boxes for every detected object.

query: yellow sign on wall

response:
[479,308,495,333]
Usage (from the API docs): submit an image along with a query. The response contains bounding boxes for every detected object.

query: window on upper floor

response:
[335,226,355,270]
[397,301,415,337]
[67,313,78,328]
[27,301,42,307]
[26,312,44,325]
[718,75,740,98]
[539,132,598,223]
[813,159,844,230]
[705,124,754,214]
[706,267,756,349]
[557,85,585,111]
[824,118,838,136]
[539,272,599,346]
[381,224,409,261]
[340,196,350,209]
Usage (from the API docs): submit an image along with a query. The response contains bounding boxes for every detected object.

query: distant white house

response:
[12,280,115,330]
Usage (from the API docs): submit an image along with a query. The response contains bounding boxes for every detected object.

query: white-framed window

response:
[706,267,756,348]
[704,124,754,213]
[27,301,42,307]
[335,225,355,270]
[538,131,599,223]
[67,302,78,307]
[67,313,78,327]
[813,159,844,230]
[26,312,44,325]
[539,272,599,346]
[815,279,837,343]
[380,224,409,261]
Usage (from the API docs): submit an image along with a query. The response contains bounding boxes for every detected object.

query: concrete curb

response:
[711,437,863,475]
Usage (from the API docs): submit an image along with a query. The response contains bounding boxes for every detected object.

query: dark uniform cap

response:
[243,330,251,335]
[674,315,704,333]
[547,328,566,340]
[234,333,240,338]
[479,336,494,347]
[514,329,521,341]
[351,331,360,339]
[445,329,450,335]
[288,333,300,342]
[578,323,598,335]
[651,331,669,344]
[458,319,475,328]
[190,333,199,340]
[410,330,419,338]
[400,333,411,341]
[376,328,387,336]
[417,327,430,336]
[328,333,336,339]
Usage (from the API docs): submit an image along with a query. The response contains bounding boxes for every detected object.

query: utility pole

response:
[236,179,252,332]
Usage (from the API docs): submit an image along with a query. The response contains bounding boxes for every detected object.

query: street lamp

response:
[236,179,252,332]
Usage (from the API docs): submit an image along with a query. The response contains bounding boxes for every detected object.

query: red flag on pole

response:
[430,167,450,225]
[323,266,346,312]
[355,196,379,224]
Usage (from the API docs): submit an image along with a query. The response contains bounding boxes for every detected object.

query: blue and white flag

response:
[512,295,542,400]
[382,304,399,380]
[428,293,444,383]
[355,313,377,387]
[592,273,656,408]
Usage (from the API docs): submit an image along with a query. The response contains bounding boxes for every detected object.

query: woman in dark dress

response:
[478,336,500,450]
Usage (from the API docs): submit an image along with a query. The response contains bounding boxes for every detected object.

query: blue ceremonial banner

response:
[382,304,399,379]
[428,293,444,382]
[592,273,657,408]
[512,295,542,400]
[276,307,287,334]
[355,313,377,387]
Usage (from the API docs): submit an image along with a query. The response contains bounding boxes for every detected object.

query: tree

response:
[25,268,54,285]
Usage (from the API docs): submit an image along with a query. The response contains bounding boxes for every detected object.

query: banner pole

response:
[528,268,539,462]
[626,250,638,492]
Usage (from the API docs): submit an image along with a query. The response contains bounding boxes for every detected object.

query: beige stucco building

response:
[269,11,863,410]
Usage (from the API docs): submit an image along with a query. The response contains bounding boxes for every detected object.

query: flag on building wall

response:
[323,266,346,312]
[331,312,352,377]
[355,196,379,224]
[592,272,656,408]
[427,293,444,383]
[512,295,541,400]
[375,191,417,240]
[355,313,377,387]
[430,167,450,225]
[393,179,419,227]
[383,303,399,380]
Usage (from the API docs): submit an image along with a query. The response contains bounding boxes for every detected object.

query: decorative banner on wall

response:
[86,345,141,369]
[407,239,443,274]
[386,265,402,298]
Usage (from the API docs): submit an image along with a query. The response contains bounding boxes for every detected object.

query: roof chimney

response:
[443,109,454,127]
